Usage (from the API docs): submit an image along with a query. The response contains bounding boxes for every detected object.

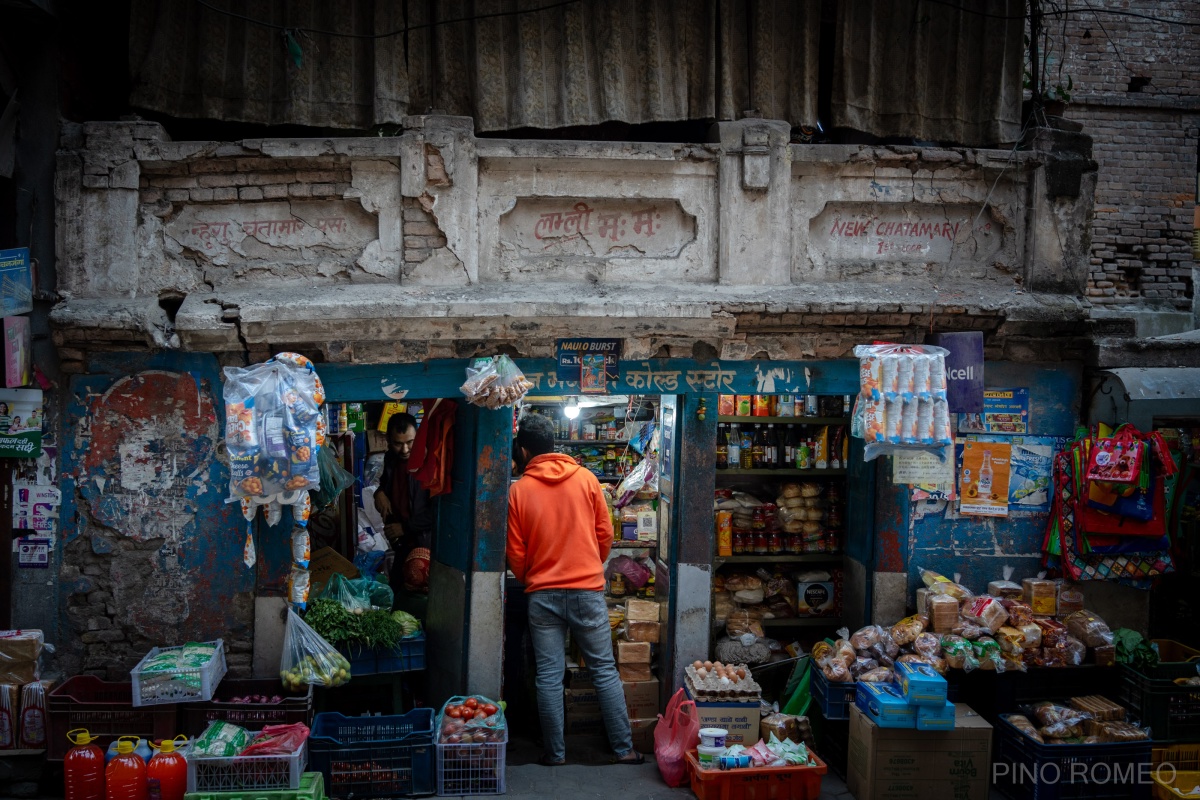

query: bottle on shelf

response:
[716,423,729,470]
[751,424,766,469]
[764,424,779,469]
[804,395,819,416]
[797,436,812,469]
[782,424,796,468]
[843,395,853,416]
[727,424,742,469]
[778,395,796,417]
[739,425,754,469]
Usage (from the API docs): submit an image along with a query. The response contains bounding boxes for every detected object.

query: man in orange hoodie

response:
[507,413,642,766]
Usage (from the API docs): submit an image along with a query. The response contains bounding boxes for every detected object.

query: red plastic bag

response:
[239,723,310,756]
[654,688,699,787]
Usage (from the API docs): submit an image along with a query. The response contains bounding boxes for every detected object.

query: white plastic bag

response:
[279,609,351,690]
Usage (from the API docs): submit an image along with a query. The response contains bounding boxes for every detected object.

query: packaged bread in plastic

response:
[851,655,880,678]
[912,632,942,660]
[726,609,765,639]
[1034,616,1068,649]
[996,626,1026,656]
[1023,578,1058,616]
[858,667,895,683]
[962,595,1009,633]
[1006,714,1045,744]
[1093,644,1116,667]
[952,618,988,641]
[999,598,1035,627]
[988,566,1024,600]
[1069,695,1124,722]
[1098,721,1149,743]
[1063,609,1114,648]
[927,594,961,634]
[1029,701,1088,738]
[920,567,972,600]
[972,636,1006,672]
[941,635,979,671]
[889,614,929,646]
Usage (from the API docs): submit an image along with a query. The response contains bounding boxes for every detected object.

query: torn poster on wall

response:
[12,484,60,531]
[16,538,50,568]
[892,445,957,501]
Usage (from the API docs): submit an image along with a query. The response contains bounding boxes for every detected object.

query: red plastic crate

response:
[47,675,177,760]
[686,749,827,800]
[178,679,313,738]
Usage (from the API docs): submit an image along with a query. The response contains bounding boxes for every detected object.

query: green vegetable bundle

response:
[304,598,408,651]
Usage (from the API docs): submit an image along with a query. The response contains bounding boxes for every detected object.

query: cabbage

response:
[391,611,422,638]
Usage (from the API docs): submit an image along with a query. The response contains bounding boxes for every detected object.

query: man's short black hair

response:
[517,413,556,458]
[387,412,418,436]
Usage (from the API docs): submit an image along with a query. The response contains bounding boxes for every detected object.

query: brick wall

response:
[1050,0,1199,310]
[140,156,353,204]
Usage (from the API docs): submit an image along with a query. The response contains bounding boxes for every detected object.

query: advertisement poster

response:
[958,388,1030,434]
[0,248,33,317]
[926,331,984,412]
[556,338,621,384]
[1008,436,1068,512]
[0,387,42,458]
[17,538,51,568]
[579,354,608,395]
[893,446,957,500]
[12,483,60,531]
[958,439,1012,517]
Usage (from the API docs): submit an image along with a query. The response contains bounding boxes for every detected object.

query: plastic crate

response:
[46,675,178,761]
[1120,663,1200,743]
[994,713,1153,800]
[131,640,228,707]
[685,749,827,800]
[810,670,855,721]
[308,709,436,798]
[1154,770,1200,799]
[435,730,507,797]
[179,680,313,737]
[183,771,324,800]
[1154,742,1200,772]
[338,635,427,676]
[1152,639,1200,663]
[187,736,307,792]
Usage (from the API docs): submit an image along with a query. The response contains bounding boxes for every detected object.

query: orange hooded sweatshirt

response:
[507,453,614,592]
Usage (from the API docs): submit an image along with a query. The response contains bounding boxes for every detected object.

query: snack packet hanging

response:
[460,355,535,409]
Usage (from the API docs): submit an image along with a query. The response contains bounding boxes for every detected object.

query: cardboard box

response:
[617,641,651,664]
[629,717,657,754]
[564,666,594,690]
[847,704,992,800]
[621,621,659,643]
[622,679,659,719]
[895,661,948,707]
[624,599,660,622]
[618,664,652,682]
[916,701,956,731]
[796,581,839,616]
[684,686,757,745]
[309,547,359,594]
[855,682,916,729]
[564,687,599,712]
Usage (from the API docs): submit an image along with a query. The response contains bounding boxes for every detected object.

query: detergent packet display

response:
[853,343,953,461]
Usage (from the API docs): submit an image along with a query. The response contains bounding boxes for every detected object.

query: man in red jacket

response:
[507,413,642,766]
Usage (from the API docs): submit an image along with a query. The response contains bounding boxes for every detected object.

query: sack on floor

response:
[654,688,699,787]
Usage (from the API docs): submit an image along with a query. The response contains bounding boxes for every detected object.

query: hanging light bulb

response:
[564,396,581,420]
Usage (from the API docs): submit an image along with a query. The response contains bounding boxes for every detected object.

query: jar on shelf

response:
[787,532,804,554]
[733,530,750,555]
[753,531,769,554]
[751,507,767,531]
[767,532,784,555]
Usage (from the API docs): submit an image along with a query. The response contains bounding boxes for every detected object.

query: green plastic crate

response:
[183,771,324,800]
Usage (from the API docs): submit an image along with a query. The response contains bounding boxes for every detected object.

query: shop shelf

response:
[810,670,856,721]
[131,640,228,707]
[183,771,325,800]
[716,469,847,477]
[611,542,657,549]
[685,749,827,800]
[46,675,178,761]
[179,680,313,738]
[308,709,436,799]
[186,736,307,792]
[993,713,1153,800]
[719,415,849,426]
[1151,639,1200,663]
[1154,770,1200,799]
[714,554,841,566]
[1120,662,1200,743]
[435,730,507,796]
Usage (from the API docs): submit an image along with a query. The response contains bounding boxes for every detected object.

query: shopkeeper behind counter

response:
[375,413,435,593]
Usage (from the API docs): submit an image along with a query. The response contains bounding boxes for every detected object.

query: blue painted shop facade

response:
[56,349,1083,696]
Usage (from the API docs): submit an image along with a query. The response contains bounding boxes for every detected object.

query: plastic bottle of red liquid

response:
[147,738,187,800]
[64,728,105,800]
[105,738,148,800]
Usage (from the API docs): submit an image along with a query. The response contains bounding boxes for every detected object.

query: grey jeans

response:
[527,589,634,760]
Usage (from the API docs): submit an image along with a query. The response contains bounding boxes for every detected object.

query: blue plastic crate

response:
[376,634,426,673]
[994,713,1153,800]
[811,669,856,721]
[308,709,436,799]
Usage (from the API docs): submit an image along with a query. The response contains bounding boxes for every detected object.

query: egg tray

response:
[684,664,761,703]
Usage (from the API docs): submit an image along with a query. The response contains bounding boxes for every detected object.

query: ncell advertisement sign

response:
[926,331,984,413]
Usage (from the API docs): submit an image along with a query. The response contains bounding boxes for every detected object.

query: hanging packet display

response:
[852,343,953,460]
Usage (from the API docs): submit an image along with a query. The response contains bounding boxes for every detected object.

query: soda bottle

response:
[64,729,105,800]
[147,738,188,800]
[979,450,994,495]
[105,738,148,800]
[751,425,765,469]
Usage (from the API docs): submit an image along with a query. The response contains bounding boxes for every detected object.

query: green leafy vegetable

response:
[392,611,422,638]
[1113,628,1159,672]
